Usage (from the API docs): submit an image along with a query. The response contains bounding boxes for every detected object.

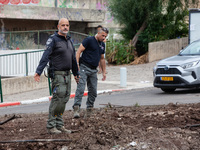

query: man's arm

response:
[73,44,86,83]
[71,40,79,77]
[34,50,51,82]
[76,44,85,69]
[71,41,80,83]
[34,37,54,82]
[100,54,106,81]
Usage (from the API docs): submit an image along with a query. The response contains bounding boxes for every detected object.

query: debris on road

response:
[0,102,200,149]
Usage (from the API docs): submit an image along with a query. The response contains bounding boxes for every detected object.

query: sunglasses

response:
[101,27,109,34]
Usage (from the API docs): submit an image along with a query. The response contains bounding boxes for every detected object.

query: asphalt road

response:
[0,87,200,116]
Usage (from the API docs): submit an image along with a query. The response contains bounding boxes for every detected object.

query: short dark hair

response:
[97,25,103,29]
[101,27,109,34]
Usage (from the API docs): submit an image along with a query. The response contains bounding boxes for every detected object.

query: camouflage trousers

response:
[47,71,71,129]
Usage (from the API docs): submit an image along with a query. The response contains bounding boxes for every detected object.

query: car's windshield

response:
[180,41,200,55]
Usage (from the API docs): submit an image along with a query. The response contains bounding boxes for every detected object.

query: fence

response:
[0,50,44,76]
[0,30,88,50]
[0,30,87,102]
[0,75,3,103]
[0,30,88,76]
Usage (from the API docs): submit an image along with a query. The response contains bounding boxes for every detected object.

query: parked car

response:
[153,39,200,92]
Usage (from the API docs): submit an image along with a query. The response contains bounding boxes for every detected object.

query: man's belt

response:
[54,70,70,76]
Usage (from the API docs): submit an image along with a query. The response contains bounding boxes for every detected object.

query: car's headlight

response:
[153,65,157,72]
[180,61,199,69]
[153,65,158,76]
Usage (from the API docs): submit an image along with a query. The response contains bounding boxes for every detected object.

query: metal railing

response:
[0,43,81,77]
[0,29,88,76]
[0,75,3,103]
[0,50,45,76]
[0,30,88,102]
[0,30,88,50]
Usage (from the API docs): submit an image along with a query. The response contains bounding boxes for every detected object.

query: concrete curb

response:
[0,89,127,108]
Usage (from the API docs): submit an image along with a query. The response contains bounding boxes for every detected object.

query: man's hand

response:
[102,72,106,81]
[100,55,106,81]
[34,73,40,82]
[74,75,80,84]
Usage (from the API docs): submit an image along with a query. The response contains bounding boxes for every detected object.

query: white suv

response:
[153,40,200,92]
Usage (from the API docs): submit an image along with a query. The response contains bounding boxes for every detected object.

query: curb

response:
[0,89,126,108]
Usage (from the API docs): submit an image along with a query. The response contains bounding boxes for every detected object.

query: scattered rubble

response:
[0,102,200,149]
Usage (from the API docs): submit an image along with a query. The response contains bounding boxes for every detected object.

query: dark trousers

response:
[73,64,98,109]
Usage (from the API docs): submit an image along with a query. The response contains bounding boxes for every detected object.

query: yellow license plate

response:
[160,77,173,81]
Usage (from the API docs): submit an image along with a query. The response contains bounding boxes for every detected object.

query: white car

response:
[153,40,200,92]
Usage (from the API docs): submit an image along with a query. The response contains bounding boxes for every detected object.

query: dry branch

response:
[0,115,16,125]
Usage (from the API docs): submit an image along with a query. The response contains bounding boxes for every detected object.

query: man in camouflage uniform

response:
[34,18,79,134]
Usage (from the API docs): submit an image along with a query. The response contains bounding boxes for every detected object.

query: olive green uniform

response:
[47,71,71,128]
[35,32,78,130]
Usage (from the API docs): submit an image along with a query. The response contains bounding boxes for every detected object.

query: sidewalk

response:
[1,61,157,106]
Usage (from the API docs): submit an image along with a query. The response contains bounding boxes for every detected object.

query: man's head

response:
[57,18,70,36]
[97,25,103,32]
[96,27,109,42]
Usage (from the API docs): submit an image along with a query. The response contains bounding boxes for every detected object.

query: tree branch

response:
[131,21,147,48]
[0,115,16,125]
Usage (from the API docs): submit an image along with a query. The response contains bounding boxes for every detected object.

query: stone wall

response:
[1,75,48,95]
[0,19,87,34]
[148,37,189,62]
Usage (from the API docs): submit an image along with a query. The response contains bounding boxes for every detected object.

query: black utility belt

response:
[80,60,97,70]
[54,70,70,76]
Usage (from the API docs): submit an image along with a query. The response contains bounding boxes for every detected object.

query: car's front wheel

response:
[161,88,176,93]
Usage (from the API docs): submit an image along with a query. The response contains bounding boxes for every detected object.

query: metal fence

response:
[0,30,87,102]
[0,50,45,76]
[0,44,81,77]
[0,30,88,76]
[0,30,88,50]
[0,75,3,103]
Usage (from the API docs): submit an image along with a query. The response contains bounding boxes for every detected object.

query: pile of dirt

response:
[0,102,200,150]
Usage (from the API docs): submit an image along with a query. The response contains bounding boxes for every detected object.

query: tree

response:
[108,0,199,56]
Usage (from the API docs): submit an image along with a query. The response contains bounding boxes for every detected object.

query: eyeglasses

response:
[101,27,109,34]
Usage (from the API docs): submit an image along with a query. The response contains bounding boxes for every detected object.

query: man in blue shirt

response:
[73,27,109,118]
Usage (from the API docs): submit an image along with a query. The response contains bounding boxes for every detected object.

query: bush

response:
[106,40,134,65]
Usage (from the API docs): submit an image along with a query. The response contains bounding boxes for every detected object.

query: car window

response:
[180,41,200,55]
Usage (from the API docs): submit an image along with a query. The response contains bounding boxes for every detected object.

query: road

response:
[0,87,200,116]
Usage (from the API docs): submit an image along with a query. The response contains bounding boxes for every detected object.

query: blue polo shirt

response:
[80,36,105,68]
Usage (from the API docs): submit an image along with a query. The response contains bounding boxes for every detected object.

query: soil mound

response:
[0,102,200,149]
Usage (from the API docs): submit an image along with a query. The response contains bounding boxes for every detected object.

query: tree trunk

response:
[130,21,147,58]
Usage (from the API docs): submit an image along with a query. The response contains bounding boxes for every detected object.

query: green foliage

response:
[106,40,134,65]
[88,32,94,36]
[134,102,140,107]
[108,0,199,54]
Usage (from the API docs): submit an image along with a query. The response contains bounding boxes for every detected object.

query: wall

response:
[0,0,102,8]
[0,19,87,33]
[0,0,90,8]
[0,0,118,30]
[0,19,57,31]
[148,37,189,62]
[0,5,105,22]
[1,75,48,95]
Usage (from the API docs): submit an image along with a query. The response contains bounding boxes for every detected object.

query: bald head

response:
[57,18,70,36]
[58,18,69,25]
